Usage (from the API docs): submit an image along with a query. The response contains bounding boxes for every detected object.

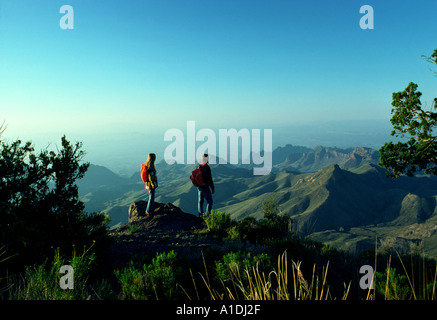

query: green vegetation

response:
[379,48,437,178]
[3,195,437,300]
[202,210,233,238]
[214,251,271,285]
[202,195,292,243]
[0,132,110,272]
[375,267,411,300]
[0,130,111,299]
[371,253,437,300]
[114,250,182,300]
[8,245,113,300]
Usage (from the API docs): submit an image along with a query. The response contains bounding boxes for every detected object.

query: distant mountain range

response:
[241,144,380,173]
[78,144,437,259]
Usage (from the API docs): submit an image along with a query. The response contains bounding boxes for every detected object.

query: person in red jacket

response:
[141,153,158,215]
[198,154,214,217]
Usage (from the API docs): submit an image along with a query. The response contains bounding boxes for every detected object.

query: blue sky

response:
[0,0,436,168]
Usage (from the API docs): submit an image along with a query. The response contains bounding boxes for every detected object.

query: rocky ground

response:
[106,201,221,271]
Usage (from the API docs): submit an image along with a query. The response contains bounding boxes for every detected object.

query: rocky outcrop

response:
[108,202,217,270]
[128,201,203,228]
[128,201,205,231]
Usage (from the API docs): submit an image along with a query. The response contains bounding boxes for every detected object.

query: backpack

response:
[190,165,205,187]
[140,163,148,183]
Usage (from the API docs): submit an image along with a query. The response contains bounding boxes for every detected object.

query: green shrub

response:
[115,250,182,300]
[202,198,292,244]
[375,267,412,300]
[0,134,110,272]
[225,225,240,240]
[215,251,271,284]
[203,210,234,238]
[256,217,290,242]
[234,217,258,242]
[232,214,291,244]
[230,196,292,244]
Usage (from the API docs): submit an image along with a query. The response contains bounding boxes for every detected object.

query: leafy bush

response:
[225,225,240,240]
[0,134,110,271]
[215,251,271,284]
[233,216,258,242]
[203,210,234,238]
[115,250,182,300]
[255,217,291,242]
[228,196,292,244]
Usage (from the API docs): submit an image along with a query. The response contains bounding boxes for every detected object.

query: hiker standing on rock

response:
[141,153,158,215]
[197,154,215,217]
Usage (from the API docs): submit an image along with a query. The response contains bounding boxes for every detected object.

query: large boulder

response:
[128,200,148,223]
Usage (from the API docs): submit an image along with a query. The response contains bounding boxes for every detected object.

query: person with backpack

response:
[196,153,215,217]
[141,153,158,215]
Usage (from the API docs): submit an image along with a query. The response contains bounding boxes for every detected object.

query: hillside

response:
[218,163,437,257]
[77,164,128,194]
[78,144,437,258]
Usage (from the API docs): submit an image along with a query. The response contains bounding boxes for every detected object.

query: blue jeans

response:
[146,188,155,214]
[198,186,213,216]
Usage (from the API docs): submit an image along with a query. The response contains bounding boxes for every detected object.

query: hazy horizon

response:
[1,118,392,176]
[1,0,436,174]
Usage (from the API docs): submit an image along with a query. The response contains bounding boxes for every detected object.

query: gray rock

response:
[128,200,148,223]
